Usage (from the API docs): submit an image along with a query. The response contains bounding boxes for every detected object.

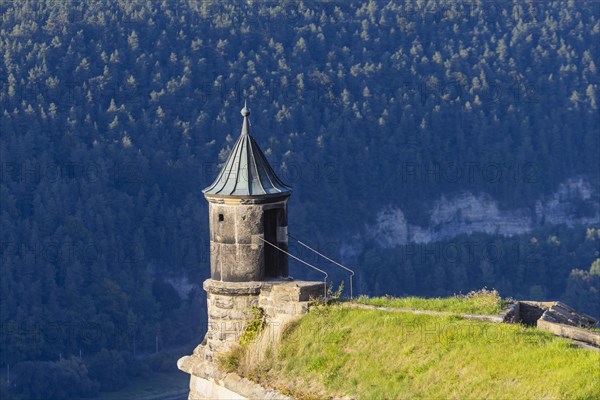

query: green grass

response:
[239,306,600,399]
[85,372,189,400]
[355,289,509,315]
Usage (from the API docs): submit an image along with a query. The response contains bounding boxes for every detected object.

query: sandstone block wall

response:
[208,203,266,282]
[180,278,325,399]
[202,279,325,361]
[207,199,289,282]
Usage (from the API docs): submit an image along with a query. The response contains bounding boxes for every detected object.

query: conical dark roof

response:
[203,105,292,198]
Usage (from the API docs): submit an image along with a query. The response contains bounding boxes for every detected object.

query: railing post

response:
[288,233,355,299]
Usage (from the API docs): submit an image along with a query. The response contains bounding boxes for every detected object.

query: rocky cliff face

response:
[367,178,599,248]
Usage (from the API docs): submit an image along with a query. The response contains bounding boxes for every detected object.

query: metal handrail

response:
[258,236,328,297]
[288,233,355,299]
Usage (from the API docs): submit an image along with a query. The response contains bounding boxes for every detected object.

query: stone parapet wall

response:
[537,318,600,348]
[532,301,600,348]
[259,280,325,319]
[202,279,325,361]
[517,301,556,325]
[204,281,261,359]
[180,278,325,399]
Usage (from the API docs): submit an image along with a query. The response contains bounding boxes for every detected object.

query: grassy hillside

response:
[227,303,600,399]
[356,289,509,315]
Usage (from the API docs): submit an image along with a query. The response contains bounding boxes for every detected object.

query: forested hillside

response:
[1,1,599,393]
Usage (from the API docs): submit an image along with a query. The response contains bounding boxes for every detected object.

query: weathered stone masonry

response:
[202,279,324,360]
[179,279,323,399]
[206,196,290,282]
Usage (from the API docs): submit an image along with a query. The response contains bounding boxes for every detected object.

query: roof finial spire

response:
[240,101,250,136]
[241,100,250,117]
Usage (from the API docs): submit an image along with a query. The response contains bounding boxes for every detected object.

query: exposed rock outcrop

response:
[368,178,599,248]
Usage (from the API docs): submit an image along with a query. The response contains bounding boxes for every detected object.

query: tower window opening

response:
[218,214,224,222]
[264,208,282,278]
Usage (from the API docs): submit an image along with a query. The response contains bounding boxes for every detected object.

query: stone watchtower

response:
[203,104,291,282]
[178,105,325,398]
